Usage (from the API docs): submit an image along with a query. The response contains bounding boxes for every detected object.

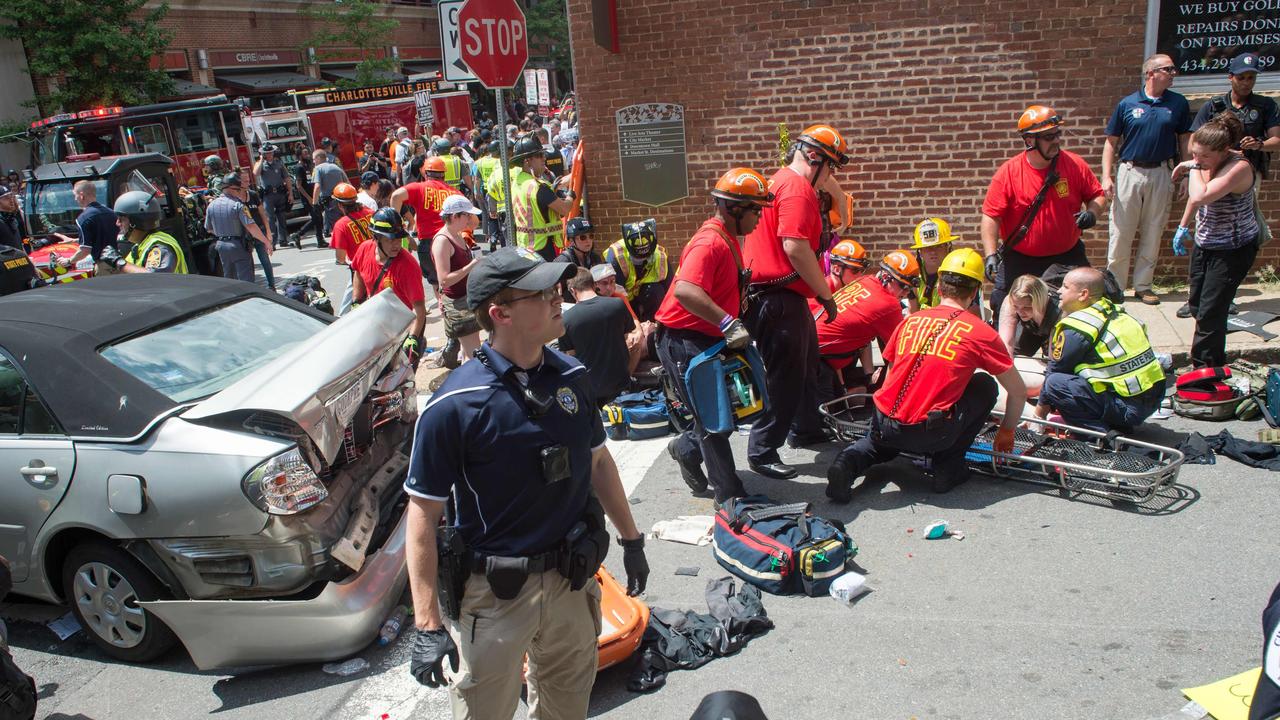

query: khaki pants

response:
[447,569,601,720]
[1106,162,1174,293]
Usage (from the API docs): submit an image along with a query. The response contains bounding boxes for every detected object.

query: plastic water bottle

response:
[377,605,409,646]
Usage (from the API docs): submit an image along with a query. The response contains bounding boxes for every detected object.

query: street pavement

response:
[5,243,1280,719]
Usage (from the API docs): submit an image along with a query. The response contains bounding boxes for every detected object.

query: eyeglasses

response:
[502,287,559,305]
[1152,65,1177,75]
[1037,131,1062,142]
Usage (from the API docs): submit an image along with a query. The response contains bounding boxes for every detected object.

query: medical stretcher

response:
[818,394,1184,504]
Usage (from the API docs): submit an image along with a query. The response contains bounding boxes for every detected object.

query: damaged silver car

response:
[0,274,417,669]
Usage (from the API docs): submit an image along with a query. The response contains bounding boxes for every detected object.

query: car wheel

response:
[61,542,177,663]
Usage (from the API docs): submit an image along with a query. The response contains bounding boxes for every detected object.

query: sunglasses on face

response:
[1152,65,1177,75]
[1037,131,1062,142]
[503,287,559,305]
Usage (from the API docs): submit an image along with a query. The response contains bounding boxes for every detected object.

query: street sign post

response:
[437,0,478,83]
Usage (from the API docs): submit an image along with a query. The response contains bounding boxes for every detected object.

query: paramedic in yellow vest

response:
[910,217,960,310]
[431,138,473,197]
[476,141,505,250]
[605,218,673,323]
[101,191,189,274]
[1032,266,1165,432]
[509,135,574,262]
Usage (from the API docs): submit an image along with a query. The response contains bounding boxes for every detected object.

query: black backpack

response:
[0,645,35,720]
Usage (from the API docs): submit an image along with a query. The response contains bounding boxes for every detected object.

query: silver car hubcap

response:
[72,561,146,648]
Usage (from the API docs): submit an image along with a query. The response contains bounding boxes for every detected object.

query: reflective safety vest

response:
[915,272,940,308]
[510,168,564,252]
[125,231,188,274]
[605,239,669,301]
[1057,298,1164,397]
[476,156,499,188]
[441,155,465,191]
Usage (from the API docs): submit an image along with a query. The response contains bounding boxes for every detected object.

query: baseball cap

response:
[396,126,410,137]
[441,194,482,217]
[1230,53,1260,75]
[590,263,616,282]
[467,246,575,309]
[360,170,379,186]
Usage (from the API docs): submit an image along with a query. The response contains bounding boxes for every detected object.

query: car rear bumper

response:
[141,506,408,670]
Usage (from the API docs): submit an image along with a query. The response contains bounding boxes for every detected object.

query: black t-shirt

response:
[0,213,23,251]
[545,149,565,181]
[535,183,558,218]
[559,295,635,404]
[1192,92,1280,175]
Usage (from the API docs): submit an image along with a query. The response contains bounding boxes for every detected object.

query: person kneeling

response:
[825,249,1027,503]
[1032,267,1166,433]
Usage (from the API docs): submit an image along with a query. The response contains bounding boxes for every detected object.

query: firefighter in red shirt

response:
[654,167,772,503]
[823,239,868,292]
[812,250,921,406]
[825,248,1028,503]
[742,124,847,480]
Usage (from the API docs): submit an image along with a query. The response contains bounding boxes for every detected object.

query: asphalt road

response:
[5,243,1279,719]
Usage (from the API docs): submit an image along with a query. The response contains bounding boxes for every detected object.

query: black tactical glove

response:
[818,296,838,324]
[983,253,1001,282]
[410,628,458,688]
[1074,209,1097,231]
[619,536,649,596]
[99,245,126,270]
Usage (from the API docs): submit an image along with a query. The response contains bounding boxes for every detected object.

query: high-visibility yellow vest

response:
[915,273,940,308]
[605,239,669,301]
[441,155,465,191]
[510,168,563,252]
[125,231,188,274]
[1056,298,1164,397]
[486,165,507,204]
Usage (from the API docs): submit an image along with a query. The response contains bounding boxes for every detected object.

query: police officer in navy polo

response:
[404,246,649,720]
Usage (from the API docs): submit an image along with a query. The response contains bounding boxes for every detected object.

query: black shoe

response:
[1176,303,1193,319]
[932,470,969,494]
[786,429,833,449]
[749,460,797,480]
[668,438,709,495]
[316,240,330,249]
[1229,302,1239,315]
[294,235,302,250]
[825,456,854,504]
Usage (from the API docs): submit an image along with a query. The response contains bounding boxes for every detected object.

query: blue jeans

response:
[253,241,275,289]
[1040,373,1163,433]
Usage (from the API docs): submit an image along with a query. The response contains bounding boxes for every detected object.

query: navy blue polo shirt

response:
[1105,89,1191,163]
[76,201,118,261]
[405,343,606,557]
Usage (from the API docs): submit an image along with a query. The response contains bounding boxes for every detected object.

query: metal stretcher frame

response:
[818,394,1185,504]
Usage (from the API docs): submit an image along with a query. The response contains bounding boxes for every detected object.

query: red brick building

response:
[566,0,1280,280]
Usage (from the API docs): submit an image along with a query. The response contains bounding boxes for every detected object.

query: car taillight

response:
[242,448,328,515]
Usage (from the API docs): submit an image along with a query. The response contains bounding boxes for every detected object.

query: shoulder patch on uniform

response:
[556,386,579,414]
[144,246,165,269]
[1051,328,1065,360]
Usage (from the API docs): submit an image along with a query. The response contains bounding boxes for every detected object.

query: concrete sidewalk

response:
[1126,283,1280,365]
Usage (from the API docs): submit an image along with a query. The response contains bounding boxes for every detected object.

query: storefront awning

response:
[165,78,221,98]
[216,71,326,93]
[402,62,443,78]
[320,66,407,83]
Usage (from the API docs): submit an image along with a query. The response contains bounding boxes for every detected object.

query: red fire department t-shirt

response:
[873,305,1013,424]
[981,149,1103,257]
[812,277,905,371]
[743,166,822,297]
[402,179,459,241]
[350,239,426,310]
[331,207,375,259]
[655,218,745,337]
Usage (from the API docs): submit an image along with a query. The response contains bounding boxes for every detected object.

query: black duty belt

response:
[470,547,561,575]
[1124,160,1168,169]
[215,235,244,242]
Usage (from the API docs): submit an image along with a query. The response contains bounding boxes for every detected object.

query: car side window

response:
[0,354,61,436]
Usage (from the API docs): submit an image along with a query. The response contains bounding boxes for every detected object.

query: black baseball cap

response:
[360,170,379,186]
[466,247,574,309]
[1229,53,1260,75]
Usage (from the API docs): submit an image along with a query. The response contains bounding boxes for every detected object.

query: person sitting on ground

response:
[559,267,636,407]
[997,274,1061,358]
[1031,266,1165,433]
[812,250,920,406]
[593,262,653,372]
[555,218,604,301]
[605,218,673,323]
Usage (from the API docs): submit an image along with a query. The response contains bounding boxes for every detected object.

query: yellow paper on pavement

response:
[1183,667,1262,720]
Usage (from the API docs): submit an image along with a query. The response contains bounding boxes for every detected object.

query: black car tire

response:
[61,542,177,663]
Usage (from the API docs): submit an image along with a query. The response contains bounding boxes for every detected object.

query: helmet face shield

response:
[622,219,657,259]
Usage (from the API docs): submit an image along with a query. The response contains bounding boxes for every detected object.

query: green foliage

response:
[526,0,571,77]
[0,0,175,113]
[302,0,401,89]
[777,123,790,167]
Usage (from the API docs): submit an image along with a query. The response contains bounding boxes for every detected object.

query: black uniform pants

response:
[656,326,747,502]
[834,373,997,488]
[1190,239,1258,367]
[990,241,1089,318]
[743,288,823,464]
[263,192,291,248]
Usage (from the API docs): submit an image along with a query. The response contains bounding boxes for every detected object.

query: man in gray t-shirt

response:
[310,149,348,248]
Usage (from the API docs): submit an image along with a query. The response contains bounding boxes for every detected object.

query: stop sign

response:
[458,0,528,89]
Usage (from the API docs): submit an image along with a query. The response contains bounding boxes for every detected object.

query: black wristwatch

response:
[617,535,644,548]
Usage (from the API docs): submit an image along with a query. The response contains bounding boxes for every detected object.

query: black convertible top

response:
[0,274,299,439]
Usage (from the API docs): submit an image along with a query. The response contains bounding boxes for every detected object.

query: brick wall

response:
[567,0,1280,283]
[158,6,437,58]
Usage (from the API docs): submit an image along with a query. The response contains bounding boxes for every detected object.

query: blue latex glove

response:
[1172,226,1190,257]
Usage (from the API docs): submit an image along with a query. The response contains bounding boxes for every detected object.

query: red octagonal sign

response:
[458,0,529,89]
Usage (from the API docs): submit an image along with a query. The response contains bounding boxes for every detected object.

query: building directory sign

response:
[616,103,688,207]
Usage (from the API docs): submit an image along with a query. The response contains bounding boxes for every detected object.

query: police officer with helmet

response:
[202,155,227,196]
[405,246,648,719]
[605,219,672,323]
[103,190,188,274]
[655,167,772,503]
[510,135,575,262]
[826,248,1027,503]
[204,173,271,283]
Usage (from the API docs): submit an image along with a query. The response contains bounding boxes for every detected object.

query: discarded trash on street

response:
[651,515,714,545]
[47,612,81,641]
[377,605,409,646]
[675,566,701,576]
[923,520,948,539]
[1182,667,1260,720]
[322,657,370,676]
[829,572,870,604]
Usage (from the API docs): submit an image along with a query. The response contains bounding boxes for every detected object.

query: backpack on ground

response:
[282,274,333,315]
[601,389,671,441]
[712,495,857,597]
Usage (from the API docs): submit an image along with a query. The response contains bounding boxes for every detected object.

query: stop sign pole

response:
[458,0,529,250]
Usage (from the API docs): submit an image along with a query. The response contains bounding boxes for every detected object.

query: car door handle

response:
[20,461,58,488]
